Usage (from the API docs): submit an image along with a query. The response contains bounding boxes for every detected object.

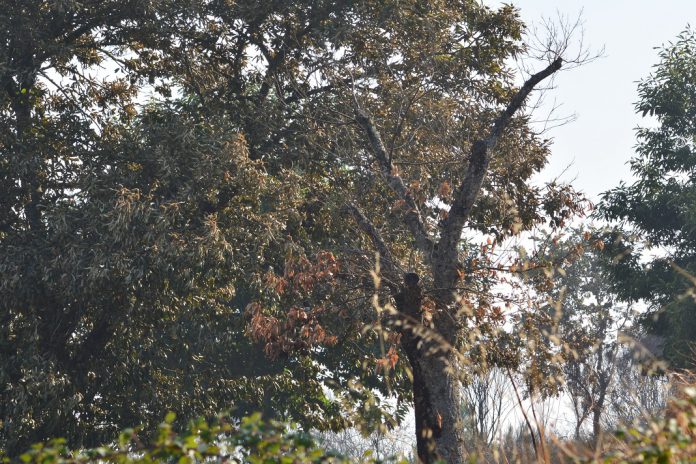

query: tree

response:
[461,367,514,446]
[0,1,347,453]
[317,424,415,462]
[600,28,696,368]
[258,7,579,460]
[538,230,634,442]
[604,341,671,430]
[0,1,585,461]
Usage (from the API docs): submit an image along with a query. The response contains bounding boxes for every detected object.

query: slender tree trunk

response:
[592,406,601,444]
[592,316,610,445]
[592,388,607,445]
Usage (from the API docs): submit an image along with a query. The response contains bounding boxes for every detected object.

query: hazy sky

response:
[497,1,696,201]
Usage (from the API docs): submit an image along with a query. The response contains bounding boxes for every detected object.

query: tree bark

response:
[395,274,465,463]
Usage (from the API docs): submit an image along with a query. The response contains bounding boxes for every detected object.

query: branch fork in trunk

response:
[351,57,563,463]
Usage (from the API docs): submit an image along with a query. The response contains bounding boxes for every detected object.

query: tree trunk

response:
[592,407,601,443]
[591,390,607,445]
[396,274,465,463]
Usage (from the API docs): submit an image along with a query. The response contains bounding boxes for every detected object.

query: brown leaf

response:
[387,346,399,369]
[437,180,452,198]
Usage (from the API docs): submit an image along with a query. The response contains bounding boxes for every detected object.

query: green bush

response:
[5,413,361,464]
[11,389,696,464]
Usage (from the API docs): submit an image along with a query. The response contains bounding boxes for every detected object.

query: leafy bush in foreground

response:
[5,413,365,464]
[580,387,696,464]
[9,387,696,463]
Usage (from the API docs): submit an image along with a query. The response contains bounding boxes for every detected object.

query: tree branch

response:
[354,109,435,257]
[343,203,401,285]
[440,57,563,253]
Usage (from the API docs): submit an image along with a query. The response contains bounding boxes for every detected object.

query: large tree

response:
[0,1,351,453]
[600,28,696,369]
[1,1,583,461]
[212,2,579,459]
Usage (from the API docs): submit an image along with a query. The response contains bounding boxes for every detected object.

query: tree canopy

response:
[0,1,586,461]
[601,28,696,369]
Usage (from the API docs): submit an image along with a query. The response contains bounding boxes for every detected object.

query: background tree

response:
[600,27,696,369]
[461,367,514,446]
[317,423,415,462]
[539,230,635,442]
[604,340,672,430]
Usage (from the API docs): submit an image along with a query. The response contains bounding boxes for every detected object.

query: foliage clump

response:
[9,413,357,464]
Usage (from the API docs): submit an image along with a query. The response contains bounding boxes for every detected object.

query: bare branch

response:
[354,109,435,257]
[439,57,563,252]
[524,10,604,71]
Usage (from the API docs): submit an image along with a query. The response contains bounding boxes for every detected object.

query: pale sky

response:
[500,1,696,201]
